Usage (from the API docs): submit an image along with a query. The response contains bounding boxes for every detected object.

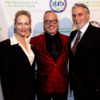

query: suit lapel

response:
[11,44,31,66]
[69,31,77,59]
[70,24,93,58]
[40,34,46,49]
[40,33,67,63]
[57,33,67,61]
[30,44,35,66]
[40,34,54,60]
[78,24,92,47]
[70,30,77,43]
[72,24,93,57]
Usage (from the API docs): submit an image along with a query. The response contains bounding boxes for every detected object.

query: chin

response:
[50,32,54,34]
[50,30,57,34]
[75,25,82,29]
[75,23,84,29]
[20,34,26,37]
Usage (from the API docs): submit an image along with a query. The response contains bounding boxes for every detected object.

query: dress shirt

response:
[10,34,35,65]
[71,22,89,48]
[45,31,63,62]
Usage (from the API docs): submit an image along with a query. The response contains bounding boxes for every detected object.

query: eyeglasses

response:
[44,19,58,25]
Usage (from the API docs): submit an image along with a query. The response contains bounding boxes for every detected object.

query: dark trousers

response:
[37,92,67,100]
[74,88,100,100]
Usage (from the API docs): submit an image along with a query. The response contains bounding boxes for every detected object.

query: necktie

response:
[51,37,59,62]
[71,30,81,56]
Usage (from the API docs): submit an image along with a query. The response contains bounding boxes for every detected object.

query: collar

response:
[45,31,59,40]
[10,34,30,46]
[79,22,89,33]
[71,22,89,48]
[45,31,60,43]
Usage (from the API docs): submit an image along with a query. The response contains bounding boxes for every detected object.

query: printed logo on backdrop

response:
[78,1,100,8]
[49,0,67,13]
[5,1,38,8]
[90,21,100,28]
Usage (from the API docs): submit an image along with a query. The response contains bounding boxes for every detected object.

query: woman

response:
[0,10,35,100]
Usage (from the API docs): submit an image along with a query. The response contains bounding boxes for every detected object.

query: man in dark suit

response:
[69,3,100,100]
[31,10,70,100]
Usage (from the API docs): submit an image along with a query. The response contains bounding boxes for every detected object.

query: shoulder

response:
[0,39,10,47]
[90,25,100,40]
[59,33,70,38]
[0,39,11,53]
[31,34,44,43]
[70,29,77,37]
[90,24,100,32]
[59,33,70,43]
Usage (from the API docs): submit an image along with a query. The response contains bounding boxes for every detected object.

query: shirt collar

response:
[10,34,30,46]
[79,22,89,33]
[45,31,60,43]
[10,34,18,45]
[45,31,59,39]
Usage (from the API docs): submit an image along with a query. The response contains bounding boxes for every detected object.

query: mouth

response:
[75,20,82,26]
[20,30,26,32]
[48,26,55,30]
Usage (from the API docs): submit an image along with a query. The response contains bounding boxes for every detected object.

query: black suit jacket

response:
[0,39,35,100]
[69,24,100,95]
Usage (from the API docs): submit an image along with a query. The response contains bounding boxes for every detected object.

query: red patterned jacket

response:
[31,33,70,93]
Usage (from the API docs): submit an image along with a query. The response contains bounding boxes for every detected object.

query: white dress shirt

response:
[71,22,89,48]
[10,34,35,65]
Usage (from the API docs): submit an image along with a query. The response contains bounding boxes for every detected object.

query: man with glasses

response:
[31,10,70,100]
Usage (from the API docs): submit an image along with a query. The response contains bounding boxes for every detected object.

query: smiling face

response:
[43,12,59,36]
[15,15,31,37]
[72,7,89,29]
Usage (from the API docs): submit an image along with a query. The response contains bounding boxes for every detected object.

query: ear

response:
[43,22,45,26]
[14,25,16,33]
[30,25,31,29]
[86,13,89,19]
[58,20,59,26]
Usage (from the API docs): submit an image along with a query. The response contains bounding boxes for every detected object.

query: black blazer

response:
[69,24,100,95]
[0,39,35,100]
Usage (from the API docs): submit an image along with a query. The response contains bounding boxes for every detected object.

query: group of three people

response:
[0,3,100,100]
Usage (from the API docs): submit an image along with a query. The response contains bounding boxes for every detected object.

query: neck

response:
[47,31,58,36]
[15,33,25,42]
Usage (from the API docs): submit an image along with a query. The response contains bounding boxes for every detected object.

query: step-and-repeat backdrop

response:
[0,0,100,100]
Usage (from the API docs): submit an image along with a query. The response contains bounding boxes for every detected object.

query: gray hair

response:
[72,3,90,14]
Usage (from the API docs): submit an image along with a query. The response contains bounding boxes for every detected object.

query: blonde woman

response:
[0,10,35,100]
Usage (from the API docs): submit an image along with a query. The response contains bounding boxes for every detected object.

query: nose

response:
[50,21,53,25]
[75,15,79,20]
[22,24,25,29]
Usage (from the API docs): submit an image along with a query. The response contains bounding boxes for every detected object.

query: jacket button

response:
[55,64,57,66]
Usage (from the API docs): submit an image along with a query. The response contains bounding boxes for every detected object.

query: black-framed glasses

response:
[44,19,58,25]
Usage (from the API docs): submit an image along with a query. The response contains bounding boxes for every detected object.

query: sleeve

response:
[0,41,14,100]
[95,28,100,91]
[68,32,74,91]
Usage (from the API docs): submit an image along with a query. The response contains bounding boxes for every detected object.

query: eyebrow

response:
[72,13,83,16]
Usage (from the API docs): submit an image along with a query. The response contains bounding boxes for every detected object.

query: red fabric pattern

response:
[31,33,70,93]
